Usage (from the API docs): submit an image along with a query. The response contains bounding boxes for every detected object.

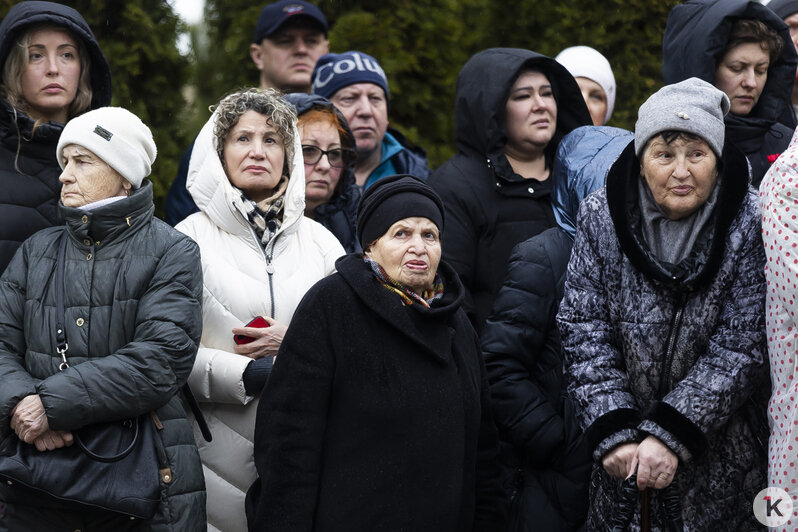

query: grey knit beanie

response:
[634,78,729,157]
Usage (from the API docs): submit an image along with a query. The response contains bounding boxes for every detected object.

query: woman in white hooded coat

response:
[176,88,344,532]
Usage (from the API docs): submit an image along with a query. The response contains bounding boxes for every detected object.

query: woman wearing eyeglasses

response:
[286,92,361,253]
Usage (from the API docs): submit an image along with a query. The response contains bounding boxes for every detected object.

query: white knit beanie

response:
[57,107,157,188]
[555,46,616,125]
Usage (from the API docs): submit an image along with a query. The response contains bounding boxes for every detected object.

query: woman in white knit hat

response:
[0,106,207,531]
[555,45,616,126]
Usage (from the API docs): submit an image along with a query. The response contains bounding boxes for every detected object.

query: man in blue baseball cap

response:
[250,0,330,92]
[312,51,431,188]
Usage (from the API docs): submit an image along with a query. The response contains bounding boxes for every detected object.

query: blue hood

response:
[552,125,633,238]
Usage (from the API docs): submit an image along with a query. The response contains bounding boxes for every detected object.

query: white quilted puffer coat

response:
[176,109,344,532]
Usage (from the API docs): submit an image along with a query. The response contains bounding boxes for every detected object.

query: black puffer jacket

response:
[428,48,590,333]
[663,0,798,187]
[246,254,506,531]
[0,1,112,275]
[285,92,361,253]
[557,141,768,530]
[0,182,206,531]
[483,126,631,532]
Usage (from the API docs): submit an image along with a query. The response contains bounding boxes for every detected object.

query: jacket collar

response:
[61,179,154,245]
[335,253,466,363]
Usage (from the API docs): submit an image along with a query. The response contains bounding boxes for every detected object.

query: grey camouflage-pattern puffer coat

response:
[557,141,767,531]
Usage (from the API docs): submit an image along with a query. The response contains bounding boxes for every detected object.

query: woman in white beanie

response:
[555,45,616,126]
[0,106,207,531]
[558,77,767,529]
[175,88,344,532]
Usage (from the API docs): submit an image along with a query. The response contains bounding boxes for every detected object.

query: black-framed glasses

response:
[301,145,356,168]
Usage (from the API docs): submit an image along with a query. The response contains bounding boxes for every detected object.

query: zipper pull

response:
[265,256,274,275]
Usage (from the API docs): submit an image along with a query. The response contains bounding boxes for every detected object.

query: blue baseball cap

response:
[252,0,328,43]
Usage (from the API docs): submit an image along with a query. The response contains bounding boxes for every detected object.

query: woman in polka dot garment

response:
[762,127,798,527]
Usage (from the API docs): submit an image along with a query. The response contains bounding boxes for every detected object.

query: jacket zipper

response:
[265,250,275,319]
[242,216,277,320]
[657,292,687,399]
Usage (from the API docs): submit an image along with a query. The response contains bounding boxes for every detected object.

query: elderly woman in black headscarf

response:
[246,174,506,531]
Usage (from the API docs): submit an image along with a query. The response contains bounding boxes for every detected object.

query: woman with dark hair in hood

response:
[284,92,361,253]
[663,0,798,187]
[0,1,111,275]
[428,48,591,334]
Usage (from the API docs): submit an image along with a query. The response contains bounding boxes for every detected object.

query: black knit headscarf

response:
[356,174,444,249]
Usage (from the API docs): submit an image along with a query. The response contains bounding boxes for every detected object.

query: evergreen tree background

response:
[0,0,684,216]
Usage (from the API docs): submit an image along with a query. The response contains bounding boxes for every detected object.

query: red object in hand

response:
[767,153,780,164]
[233,316,270,345]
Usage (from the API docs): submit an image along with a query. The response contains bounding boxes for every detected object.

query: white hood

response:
[186,108,307,242]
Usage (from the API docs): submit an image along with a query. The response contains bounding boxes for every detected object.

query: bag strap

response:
[55,232,69,370]
[76,419,141,463]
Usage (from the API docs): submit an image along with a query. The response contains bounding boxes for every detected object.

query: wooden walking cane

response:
[641,488,651,532]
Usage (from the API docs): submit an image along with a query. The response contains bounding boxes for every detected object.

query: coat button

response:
[86,253,92,261]
[528,186,535,194]
[76,318,84,326]
[83,239,91,246]
[81,215,88,224]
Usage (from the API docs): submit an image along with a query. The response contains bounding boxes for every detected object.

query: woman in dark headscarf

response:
[247,174,506,531]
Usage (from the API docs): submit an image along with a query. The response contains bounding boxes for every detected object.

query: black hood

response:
[662,0,796,126]
[454,48,591,161]
[0,1,112,111]
[284,91,357,201]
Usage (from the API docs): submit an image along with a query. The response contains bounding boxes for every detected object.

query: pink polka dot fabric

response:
[761,127,798,532]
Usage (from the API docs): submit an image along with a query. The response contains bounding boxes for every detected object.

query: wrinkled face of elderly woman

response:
[224,109,286,202]
[59,144,131,207]
[640,133,718,220]
[366,217,442,295]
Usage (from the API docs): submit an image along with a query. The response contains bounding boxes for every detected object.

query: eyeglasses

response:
[301,145,356,168]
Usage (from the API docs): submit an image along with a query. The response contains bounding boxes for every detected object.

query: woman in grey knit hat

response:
[558,77,768,529]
